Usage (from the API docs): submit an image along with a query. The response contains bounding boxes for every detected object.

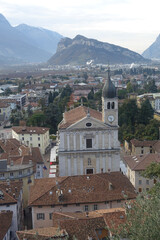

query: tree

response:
[88,88,94,100]
[27,112,45,127]
[113,194,160,240]
[48,91,53,104]
[139,99,154,125]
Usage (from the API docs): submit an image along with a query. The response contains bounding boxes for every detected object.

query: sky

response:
[0,0,160,54]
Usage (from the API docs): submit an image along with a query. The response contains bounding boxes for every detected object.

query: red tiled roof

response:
[59,106,102,129]
[0,211,13,240]
[29,173,136,206]
[123,153,160,171]
[12,126,49,134]
[0,181,22,205]
[16,227,67,240]
[53,208,125,240]
[130,139,158,148]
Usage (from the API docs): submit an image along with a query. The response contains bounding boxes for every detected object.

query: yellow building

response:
[12,126,50,154]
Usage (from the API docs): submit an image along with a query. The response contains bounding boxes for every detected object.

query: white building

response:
[58,70,121,176]
[12,126,50,154]
[0,181,23,239]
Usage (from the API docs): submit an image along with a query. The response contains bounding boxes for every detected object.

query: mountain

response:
[15,24,63,55]
[142,35,160,59]
[48,35,149,66]
[0,13,63,65]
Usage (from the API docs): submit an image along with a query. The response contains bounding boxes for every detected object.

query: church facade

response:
[58,71,120,176]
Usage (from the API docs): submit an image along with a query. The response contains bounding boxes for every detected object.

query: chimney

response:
[109,182,113,190]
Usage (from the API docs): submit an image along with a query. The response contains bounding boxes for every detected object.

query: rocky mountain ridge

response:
[48,35,149,65]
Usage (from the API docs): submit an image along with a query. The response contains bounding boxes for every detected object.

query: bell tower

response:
[102,68,118,126]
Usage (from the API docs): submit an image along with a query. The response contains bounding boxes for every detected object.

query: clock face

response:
[108,115,114,122]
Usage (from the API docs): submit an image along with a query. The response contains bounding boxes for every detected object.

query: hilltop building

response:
[58,69,120,176]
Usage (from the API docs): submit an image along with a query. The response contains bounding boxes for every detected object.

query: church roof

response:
[102,69,116,98]
[59,106,102,129]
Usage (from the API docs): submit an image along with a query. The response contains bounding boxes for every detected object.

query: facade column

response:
[67,134,70,151]
[102,154,106,172]
[102,132,105,149]
[80,155,83,175]
[96,132,99,149]
[108,130,111,149]
[73,133,76,150]
[80,133,83,150]
[96,154,100,173]
[67,158,71,176]
[74,156,77,175]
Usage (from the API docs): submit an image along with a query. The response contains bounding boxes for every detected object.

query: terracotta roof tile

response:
[123,153,160,171]
[53,208,125,240]
[12,126,49,134]
[0,211,13,240]
[29,173,136,206]
[16,227,67,240]
[130,139,158,147]
[0,181,22,205]
[59,106,102,129]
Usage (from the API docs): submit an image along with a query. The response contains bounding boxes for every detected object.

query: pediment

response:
[67,116,114,130]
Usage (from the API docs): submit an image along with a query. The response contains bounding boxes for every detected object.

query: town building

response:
[52,208,126,240]
[0,139,44,207]
[12,126,50,154]
[0,181,23,239]
[0,211,13,240]
[58,70,120,176]
[123,153,160,193]
[124,139,160,155]
[0,101,11,123]
[29,172,136,229]
[0,94,26,109]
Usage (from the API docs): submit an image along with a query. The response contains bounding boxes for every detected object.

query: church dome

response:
[102,69,116,98]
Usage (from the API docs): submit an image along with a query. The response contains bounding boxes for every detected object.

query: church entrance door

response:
[86,168,93,174]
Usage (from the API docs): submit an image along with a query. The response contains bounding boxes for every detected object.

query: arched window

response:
[111,102,115,109]
[107,102,110,109]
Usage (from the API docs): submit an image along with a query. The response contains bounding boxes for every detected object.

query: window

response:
[86,139,92,148]
[30,137,32,141]
[146,180,149,185]
[22,137,24,141]
[51,205,55,208]
[84,205,89,211]
[19,171,22,176]
[93,204,98,210]
[37,213,45,220]
[107,102,110,109]
[27,169,30,174]
[86,168,93,174]
[38,144,41,147]
[86,122,92,127]
[139,180,142,185]
[76,203,80,206]
[117,200,121,203]
[146,188,149,191]
[49,213,52,220]
[10,172,13,177]
[154,179,157,184]
[88,158,91,166]
[139,188,142,193]
[111,102,115,109]
[38,137,40,141]
[141,150,143,154]
[0,173,4,178]
[38,206,42,208]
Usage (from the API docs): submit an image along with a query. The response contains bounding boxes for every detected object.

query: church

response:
[58,70,120,176]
